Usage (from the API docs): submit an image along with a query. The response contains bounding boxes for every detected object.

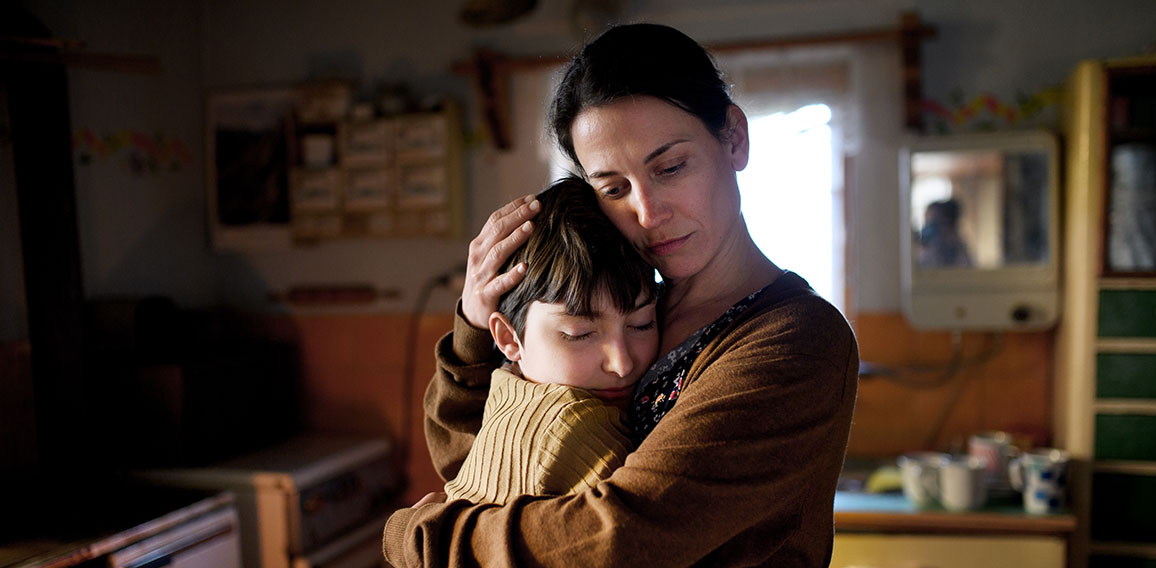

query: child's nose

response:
[602,337,634,379]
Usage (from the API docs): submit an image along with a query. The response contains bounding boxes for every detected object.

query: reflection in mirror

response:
[900,131,1060,330]
[910,149,1051,270]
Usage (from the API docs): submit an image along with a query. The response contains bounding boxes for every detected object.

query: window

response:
[738,102,843,311]
[724,50,852,313]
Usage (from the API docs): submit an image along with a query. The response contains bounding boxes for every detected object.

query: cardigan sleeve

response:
[423,300,503,483]
[383,291,859,567]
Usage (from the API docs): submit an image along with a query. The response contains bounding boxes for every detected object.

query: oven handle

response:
[108,509,240,568]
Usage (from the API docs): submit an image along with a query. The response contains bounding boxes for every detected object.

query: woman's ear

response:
[725,105,750,172]
[489,312,523,361]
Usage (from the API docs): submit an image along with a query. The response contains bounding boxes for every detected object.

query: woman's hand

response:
[413,492,447,508]
[462,194,540,328]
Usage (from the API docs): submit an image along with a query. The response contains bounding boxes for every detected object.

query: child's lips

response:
[588,386,635,400]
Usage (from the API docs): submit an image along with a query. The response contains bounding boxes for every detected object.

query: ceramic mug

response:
[939,456,988,511]
[968,431,1019,493]
[1009,448,1069,514]
[897,452,949,508]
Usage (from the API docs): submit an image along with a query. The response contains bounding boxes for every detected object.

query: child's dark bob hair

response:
[497,176,658,338]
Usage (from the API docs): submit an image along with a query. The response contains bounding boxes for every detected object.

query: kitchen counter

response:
[831,489,1077,568]
[833,457,1076,536]
[834,490,1077,535]
[0,482,235,568]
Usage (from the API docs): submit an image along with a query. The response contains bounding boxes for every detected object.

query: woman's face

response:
[569,96,750,282]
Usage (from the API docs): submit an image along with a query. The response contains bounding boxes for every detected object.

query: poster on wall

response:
[205,88,299,250]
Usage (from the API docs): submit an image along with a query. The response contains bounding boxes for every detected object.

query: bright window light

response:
[738,103,840,308]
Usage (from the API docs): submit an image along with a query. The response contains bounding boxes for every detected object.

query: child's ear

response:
[489,312,523,361]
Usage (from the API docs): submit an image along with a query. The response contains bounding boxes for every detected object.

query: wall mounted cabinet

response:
[206,82,465,251]
[1056,56,1156,568]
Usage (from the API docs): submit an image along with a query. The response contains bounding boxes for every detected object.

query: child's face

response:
[516,293,658,408]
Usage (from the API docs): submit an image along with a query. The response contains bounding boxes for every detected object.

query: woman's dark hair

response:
[549,23,735,171]
[498,176,658,338]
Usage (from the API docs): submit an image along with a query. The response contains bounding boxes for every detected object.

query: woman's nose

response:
[630,183,670,229]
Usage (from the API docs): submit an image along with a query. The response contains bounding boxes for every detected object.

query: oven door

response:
[291,515,389,568]
[107,508,241,568]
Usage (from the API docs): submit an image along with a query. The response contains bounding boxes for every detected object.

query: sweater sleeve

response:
[423,300,502,483]
[532,398,633,497]
[383,292,859,567]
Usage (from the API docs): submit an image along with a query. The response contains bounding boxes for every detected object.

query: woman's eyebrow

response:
[644,139,688,164]
[588,139,689,179]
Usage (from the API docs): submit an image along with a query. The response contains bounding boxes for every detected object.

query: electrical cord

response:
[857,331,1005,390]
[858,331,1007,449]
[399,264,466,487]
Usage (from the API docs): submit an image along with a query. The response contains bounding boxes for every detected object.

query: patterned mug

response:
[968,431,1020,493]
[1009,448,1069,514]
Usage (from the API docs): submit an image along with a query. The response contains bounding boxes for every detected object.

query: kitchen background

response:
[2,0,1154,530]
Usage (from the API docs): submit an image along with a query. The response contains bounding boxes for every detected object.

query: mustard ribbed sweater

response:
[443,368,633,505]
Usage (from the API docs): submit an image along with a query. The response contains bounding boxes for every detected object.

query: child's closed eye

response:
[560,331,593,342]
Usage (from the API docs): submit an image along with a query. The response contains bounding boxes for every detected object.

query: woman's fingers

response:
[461,195,540,327]
[412,492,448,508]
[472,195,539,256]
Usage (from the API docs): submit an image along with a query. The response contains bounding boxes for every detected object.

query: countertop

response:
[0,482,233,568]
[833,457,1076,536]
[834,490,1077,535]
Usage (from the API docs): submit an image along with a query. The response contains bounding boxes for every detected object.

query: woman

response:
[384,23,859,567]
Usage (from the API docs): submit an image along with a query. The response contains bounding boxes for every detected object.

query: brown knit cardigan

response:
[384,272,859,567]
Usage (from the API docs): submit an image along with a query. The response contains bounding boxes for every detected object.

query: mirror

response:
[900,131,1059,330]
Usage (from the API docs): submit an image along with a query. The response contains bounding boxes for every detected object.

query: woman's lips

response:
[646,234,689,257]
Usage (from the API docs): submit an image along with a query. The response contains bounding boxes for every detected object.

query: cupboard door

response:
[1097,353,1156,398]
[1095,414,1156,460]
[831,534,1066,568]
[1090,555,1156,568]
[1091,472,1156,543]
[1098,290,1156,337]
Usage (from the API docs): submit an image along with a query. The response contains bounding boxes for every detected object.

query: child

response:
[443,176,660,505]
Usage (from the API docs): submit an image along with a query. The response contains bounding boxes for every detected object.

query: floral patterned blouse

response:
[629,280,775,442]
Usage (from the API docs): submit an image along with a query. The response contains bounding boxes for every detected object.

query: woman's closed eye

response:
[655,160,686,177]
[597,182,627,200]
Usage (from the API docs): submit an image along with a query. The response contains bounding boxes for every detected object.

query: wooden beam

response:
[0,34,162,74]
[453,12,937,148]
[899,11,929,133]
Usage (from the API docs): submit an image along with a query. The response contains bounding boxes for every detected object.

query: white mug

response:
[897,452,948,508]
[1009,448,1069,514]
[939,456,988,511]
